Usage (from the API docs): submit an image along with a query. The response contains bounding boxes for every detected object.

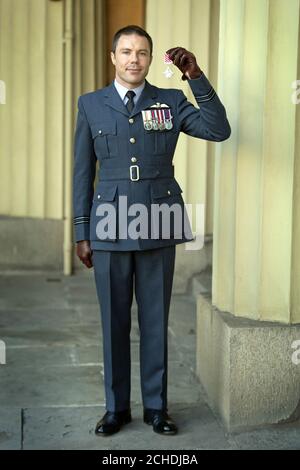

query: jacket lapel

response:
[103,82,128,116]
[130,81,158,117]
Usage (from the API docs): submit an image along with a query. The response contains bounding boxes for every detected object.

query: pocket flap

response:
[151,179,183,199]
[90,121,117,138]
[94,183,118,201]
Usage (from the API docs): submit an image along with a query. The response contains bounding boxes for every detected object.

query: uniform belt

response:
[99,165,174,182]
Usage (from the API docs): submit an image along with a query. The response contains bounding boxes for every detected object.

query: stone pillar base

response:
[196,294,300,431]
[0,216,64,271]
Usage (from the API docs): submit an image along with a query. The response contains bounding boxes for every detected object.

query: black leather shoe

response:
[143,408,178,435]
[95,409,132,436]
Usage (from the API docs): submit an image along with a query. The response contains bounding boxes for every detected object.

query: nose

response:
[130,52,138,63]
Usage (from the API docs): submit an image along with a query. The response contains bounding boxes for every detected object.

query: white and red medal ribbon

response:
[163,53,174,79]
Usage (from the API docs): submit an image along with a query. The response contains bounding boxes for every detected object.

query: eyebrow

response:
[120,48,149,52]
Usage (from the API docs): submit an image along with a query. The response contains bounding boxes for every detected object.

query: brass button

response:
[130,137,136,144]
[131,157,137,163]
[129,118,134,124]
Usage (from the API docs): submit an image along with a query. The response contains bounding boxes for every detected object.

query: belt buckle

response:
[130,165,139,181]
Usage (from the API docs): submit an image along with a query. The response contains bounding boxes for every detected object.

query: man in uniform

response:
[73,25,230,437]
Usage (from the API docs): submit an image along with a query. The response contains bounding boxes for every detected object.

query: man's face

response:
[111,34,152,88]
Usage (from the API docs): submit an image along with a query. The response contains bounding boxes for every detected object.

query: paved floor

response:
[0,270,299,450]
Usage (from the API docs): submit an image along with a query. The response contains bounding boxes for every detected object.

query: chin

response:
[127,78,143,86]
[128,71,145,79]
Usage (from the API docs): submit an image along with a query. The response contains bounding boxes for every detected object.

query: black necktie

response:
[125,90,136,114]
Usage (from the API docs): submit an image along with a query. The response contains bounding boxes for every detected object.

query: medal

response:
[164,108,173,130]
[163,53,174,79]
[151,110,159,130]
[157,109,165,130]
[142,104,173,131]
[142,110,153,130]
[145,110,153,130]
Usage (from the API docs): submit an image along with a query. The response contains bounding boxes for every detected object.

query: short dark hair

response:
[112,25,153,56]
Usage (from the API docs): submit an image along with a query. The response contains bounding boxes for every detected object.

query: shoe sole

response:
[153,429,178,435]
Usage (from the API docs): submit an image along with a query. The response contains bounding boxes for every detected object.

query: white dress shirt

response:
[114,79,145,108]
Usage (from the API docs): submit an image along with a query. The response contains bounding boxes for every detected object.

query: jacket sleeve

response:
[73,96,96,242]
[177,72,231,142]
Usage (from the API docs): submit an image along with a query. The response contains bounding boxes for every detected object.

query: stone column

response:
[197,0,300,429]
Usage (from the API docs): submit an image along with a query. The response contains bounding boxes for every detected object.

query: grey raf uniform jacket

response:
[73,73,231,251]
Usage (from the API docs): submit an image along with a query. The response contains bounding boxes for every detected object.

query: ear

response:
[149,55,153,66]
[111,51,116,66]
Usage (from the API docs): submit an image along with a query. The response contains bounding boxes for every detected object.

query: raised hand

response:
[166,47,202,80]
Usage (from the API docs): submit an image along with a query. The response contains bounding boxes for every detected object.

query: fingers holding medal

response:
[165,47,202,80]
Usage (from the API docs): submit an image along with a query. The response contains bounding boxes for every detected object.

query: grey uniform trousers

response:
[92,245,176,412]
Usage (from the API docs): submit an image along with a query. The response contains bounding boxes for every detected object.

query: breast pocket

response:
[90,122,118,158]
[90,183,118,241]
[143,128,178,156]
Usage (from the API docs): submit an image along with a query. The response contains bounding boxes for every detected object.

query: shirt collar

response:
[113,79,145,103]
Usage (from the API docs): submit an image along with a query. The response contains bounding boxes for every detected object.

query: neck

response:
[115,77,145,89]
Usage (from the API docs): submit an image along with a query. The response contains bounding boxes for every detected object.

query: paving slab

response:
[0,363,105,407]
[228,422,300,450]
[0,408,22,450]
[22,403,233,450]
